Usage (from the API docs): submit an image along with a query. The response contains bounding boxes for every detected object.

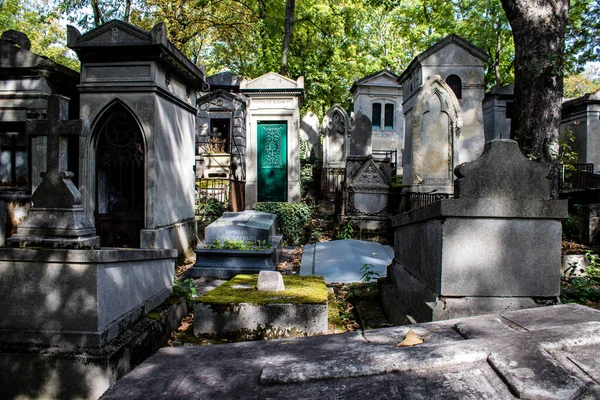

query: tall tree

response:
[500,0,569,197]
[280,0,295,76]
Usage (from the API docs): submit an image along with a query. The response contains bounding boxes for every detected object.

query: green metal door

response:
[257,121,287,202]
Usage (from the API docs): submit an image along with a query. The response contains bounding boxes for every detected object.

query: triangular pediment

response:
[359,70,400,85]
[348,158,391,189]
[241,72,299,90]
[198,89,246,109]
[69,20,151,47]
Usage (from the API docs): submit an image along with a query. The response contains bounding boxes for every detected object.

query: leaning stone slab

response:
[194,274,328,339]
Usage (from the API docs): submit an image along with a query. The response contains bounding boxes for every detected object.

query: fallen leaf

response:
[396,329,424,347]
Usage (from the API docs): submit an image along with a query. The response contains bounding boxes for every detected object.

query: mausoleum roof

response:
[350,69,401,94]
[240,72,304,100]
[398,34,489,85]
[0,31,79,83]
[67,20,207,88]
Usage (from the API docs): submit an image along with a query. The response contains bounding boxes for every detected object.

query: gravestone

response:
[189,210,283,278]
[322,105,352,168]
[407,75,461,194]
[322,105,352,198]
[300,112,321,161]
[349,111,372,156]
[7,95,99,248]
[383,139,568,323]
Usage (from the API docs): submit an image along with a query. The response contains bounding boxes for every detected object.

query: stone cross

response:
[25,95,89,208]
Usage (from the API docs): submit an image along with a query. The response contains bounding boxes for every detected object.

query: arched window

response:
[446,75,462,100]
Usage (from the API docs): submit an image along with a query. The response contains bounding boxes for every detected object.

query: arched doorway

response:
[94,103,145,247]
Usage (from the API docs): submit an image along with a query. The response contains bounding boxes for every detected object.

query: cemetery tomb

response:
[193,274,328,339]
[382,139,568,323]
[351,69,404,174]
[188,210,283,279]
[399,34,487,193]
[0,30,79,243]
[68,20,206,256]
[0,93,178,399]
[240,72,304,207]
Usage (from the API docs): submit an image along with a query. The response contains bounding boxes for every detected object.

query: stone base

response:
[194,302,328,339]
[0,247,176,348]
[7,234,100,249]
[140,217,197,259]
[0,297,188,400]
[343,215,389,231]
[7,207,99,249]
[380,268,545,323]
[188,235,283,279]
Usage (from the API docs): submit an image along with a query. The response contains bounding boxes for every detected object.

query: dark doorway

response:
[94,104,145,248]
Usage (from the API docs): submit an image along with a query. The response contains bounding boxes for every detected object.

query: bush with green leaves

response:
[563,204,581,241]
[196,197,226,226]
[254,202,313,245]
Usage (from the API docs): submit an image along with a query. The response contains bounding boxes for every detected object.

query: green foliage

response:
[254,202,313,245]
[336,220,354,240]
[563,204,581,241]
[208,239,271,250]
[360,263,381,282]
[561,251,600,305]
[564,72,600,99]
[196,197,226,226]
[173,278,199,308]
[0,0,80,70]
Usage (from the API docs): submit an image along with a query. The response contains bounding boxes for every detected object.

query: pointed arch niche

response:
[92,101,146,248]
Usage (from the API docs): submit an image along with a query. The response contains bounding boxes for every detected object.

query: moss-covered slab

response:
[193,274,328,339]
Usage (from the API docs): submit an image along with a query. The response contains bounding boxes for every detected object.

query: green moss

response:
[327,288,344,333]
[146,312,162,321]
[197,274,328,306]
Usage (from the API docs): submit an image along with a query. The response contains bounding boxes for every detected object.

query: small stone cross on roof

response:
[25,95,90,209]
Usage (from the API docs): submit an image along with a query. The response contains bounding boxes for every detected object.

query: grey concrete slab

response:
[300,239,393,283]
[101,304,600,400]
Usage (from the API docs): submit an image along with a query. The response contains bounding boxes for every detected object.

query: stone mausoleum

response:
[399,34,487,194]
[67,20,207,255]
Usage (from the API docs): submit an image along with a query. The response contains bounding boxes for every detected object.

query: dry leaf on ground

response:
[396,329,424,347]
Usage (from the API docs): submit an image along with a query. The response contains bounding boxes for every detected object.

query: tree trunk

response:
[500,0,569,198]
[91,0,104,26]
[280,0,296,76]
[124,0,132,22]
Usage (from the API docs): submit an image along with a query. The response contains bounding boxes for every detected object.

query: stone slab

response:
[205,210,276,245]
[101,305,600,399]
[0,297,188,400]
[194,302,328,339]
[300,239,393,283]
[0,247,176,348]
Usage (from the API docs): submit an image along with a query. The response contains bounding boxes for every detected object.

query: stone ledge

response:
[0,247,177,263]
[392,198,568,227]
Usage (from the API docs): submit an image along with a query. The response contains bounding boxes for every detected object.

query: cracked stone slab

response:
[101,304,600,400]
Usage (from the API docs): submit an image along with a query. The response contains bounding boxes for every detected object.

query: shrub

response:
[196,197,226,226]
[254,202,313,245]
